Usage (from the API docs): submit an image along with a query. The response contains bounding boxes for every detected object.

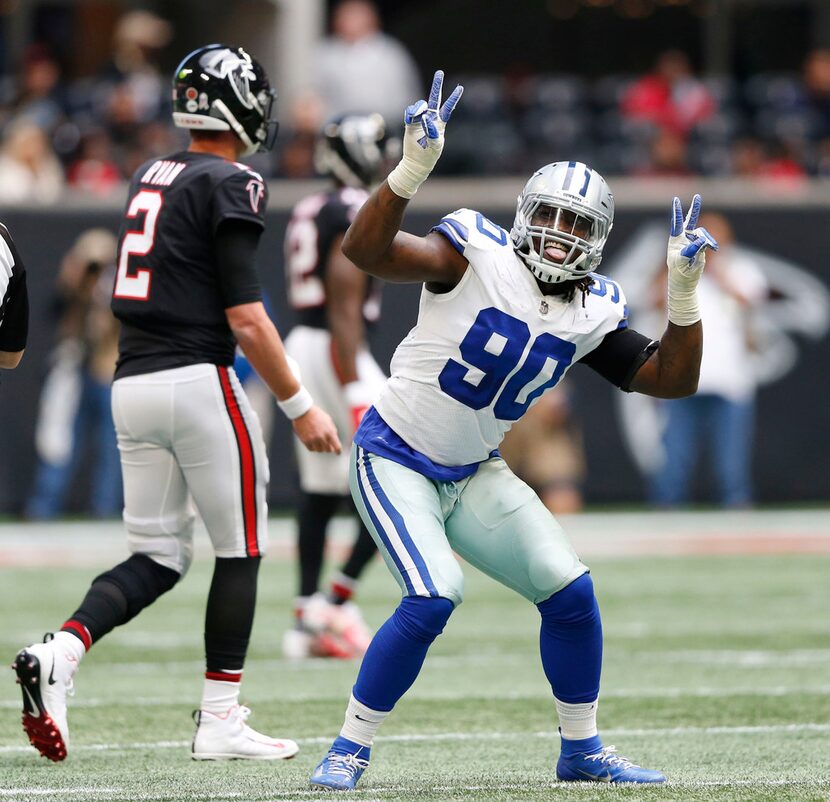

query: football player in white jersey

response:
[310,71,718,790]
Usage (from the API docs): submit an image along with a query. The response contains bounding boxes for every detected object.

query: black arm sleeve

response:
[578,327,659,392]
[214,219,263,309]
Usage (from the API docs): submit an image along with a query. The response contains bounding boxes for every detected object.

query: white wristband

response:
[386,160,427,199]
[667,274,701,326]
[278,385,313,420]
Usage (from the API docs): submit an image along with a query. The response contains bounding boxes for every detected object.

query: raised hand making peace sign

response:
[386,70,464,199]
[666,194,719,326]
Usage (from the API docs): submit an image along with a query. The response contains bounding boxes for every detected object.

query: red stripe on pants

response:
[217,367,259,557]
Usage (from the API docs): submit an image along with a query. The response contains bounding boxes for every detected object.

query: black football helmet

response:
[315,112,392,188]
[172,44,278,156]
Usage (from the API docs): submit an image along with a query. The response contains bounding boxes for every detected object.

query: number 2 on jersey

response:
[438,307,576,421]
[113,189,162,300]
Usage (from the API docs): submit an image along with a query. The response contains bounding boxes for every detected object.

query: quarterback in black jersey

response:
[14,44,340,765]
[282,113,392,660]
[0,222,28,369]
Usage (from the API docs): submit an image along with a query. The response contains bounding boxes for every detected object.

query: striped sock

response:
[328,573,356,605]
[60,620,92,652]
[201,670,242,713]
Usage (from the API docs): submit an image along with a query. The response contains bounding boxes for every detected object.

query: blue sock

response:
[331,735,371,759]
[352,595,454,712]
[536,573,602,704]
[559,733,602,755]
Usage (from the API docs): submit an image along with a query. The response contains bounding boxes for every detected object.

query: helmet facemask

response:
[514,197,608,283]
[510,162,614,285]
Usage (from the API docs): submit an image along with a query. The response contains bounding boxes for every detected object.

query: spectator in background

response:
[621,50,716,137]
[90,10,173,169]
[797,48,830,140]
[66,128,121,195]
[730,135,806,181]
[312,0,420,127]
[499,382,585,515]
[0,44,67,134]
[98,10,172,124]
[648,213,767,508]
[275,91,326,178]
[636,128,692,177]
[25,229,122,519]
[0,119,65,204]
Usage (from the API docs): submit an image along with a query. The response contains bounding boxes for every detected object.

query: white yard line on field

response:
[2,722,829,756]
[2,644,827,673]
[1,783,823,802]
[3,683,830,710]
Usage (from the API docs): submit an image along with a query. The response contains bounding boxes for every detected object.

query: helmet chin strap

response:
[214,99,258,155]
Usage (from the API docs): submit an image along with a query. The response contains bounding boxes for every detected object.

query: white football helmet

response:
[510,161,614,284]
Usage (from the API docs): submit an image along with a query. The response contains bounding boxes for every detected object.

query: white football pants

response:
[285,325,385,494]
[111,363,269,574]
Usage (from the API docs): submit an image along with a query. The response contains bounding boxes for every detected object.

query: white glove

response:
[386,70,463,199]
[665,194,719,326]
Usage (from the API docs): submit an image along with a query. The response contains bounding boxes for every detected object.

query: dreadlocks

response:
[540,275,594,305]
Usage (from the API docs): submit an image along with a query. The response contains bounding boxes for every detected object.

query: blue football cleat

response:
[310,736,370,791]
[557,735,666,784]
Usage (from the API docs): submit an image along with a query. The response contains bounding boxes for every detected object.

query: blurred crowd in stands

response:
[2,1,830,203]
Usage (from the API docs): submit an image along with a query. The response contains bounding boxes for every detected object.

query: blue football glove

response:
[386,70,463,199]
[665,194,719,326]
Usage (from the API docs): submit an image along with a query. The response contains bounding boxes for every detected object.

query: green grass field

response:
[1,514,829,802]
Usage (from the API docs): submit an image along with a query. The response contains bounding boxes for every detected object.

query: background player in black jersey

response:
[282,113,393,659]
[13,44,341,764]
[0,222,29,369]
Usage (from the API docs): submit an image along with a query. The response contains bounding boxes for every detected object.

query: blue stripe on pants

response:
[356,447,438,597]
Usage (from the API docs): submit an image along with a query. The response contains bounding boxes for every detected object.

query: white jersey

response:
[369,208,628,469]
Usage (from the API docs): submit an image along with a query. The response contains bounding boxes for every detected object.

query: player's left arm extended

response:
[628,321,702,398]
[628,194,718,399]
[342,70,467,286]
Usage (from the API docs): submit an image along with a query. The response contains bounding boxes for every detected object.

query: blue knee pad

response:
[353,595,454,712]
[538,572,599,626]
[537,573,602,703]
[394,595,454,641]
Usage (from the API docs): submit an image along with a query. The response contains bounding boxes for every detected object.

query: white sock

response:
[53,631,86,669]
[200,673,241,714]
[339,693,388,747]
[555,697,598,741]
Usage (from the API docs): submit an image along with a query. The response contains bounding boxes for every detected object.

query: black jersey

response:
[112,151,268,379]
[0,223,28,353]
[284,186,381,329]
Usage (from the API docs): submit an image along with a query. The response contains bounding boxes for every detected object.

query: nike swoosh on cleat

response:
[575,768,612,783]
[21,684,40,716]
[47,658,56,685]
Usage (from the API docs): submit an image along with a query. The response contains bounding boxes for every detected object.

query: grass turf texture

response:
[1,534,828,801]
